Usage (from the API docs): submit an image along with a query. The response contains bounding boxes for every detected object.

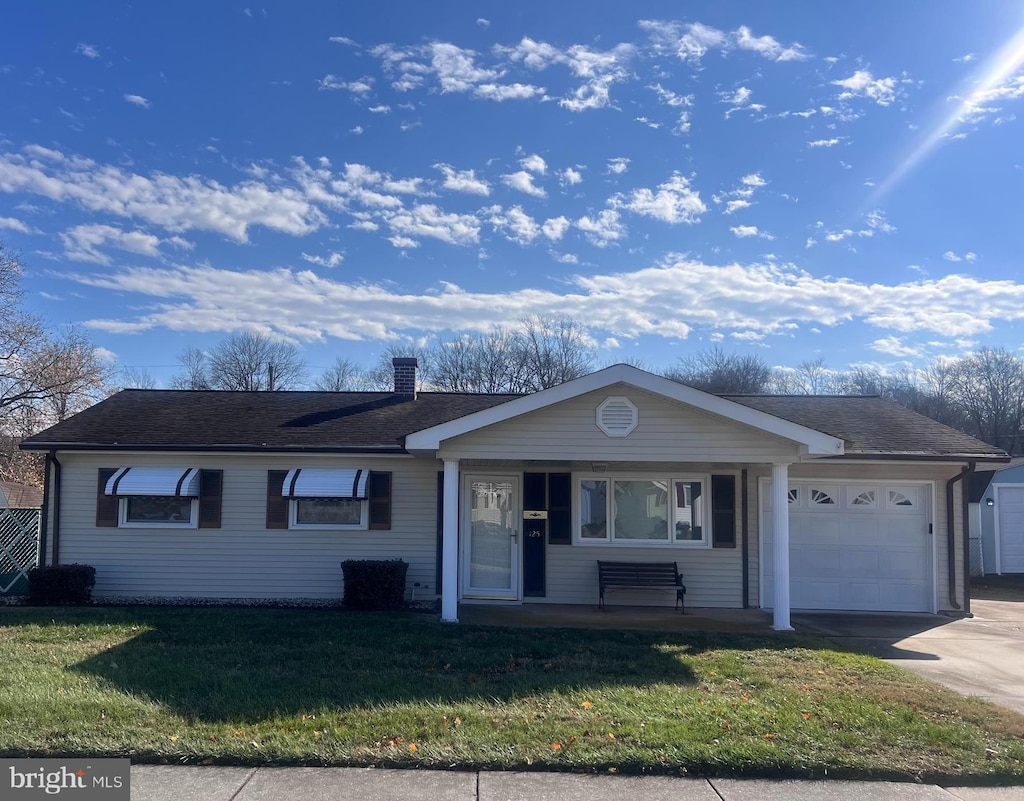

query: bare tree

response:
[169,347,211,390]
[665,347,773,394]
[946,348,1024,455]
[116,366,158,390]
[170,333,306,391]
[313,357,366,391]
[519,315,594,391]
[0,243,110,485]
[430,329,530,393]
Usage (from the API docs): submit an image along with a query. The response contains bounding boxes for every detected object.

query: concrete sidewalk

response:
[131,766,1024,800]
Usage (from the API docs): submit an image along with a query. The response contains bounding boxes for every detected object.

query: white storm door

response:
[462,475,520,600]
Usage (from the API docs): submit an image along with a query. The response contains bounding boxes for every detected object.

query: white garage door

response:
[996,486,1024,573]
[761,481,933,613]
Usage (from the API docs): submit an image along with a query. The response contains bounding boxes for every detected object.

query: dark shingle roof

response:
[724,395,1006,460]
[20,388,1006,461]
[19,390,519,452]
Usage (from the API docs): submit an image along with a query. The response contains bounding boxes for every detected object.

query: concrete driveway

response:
[793,598,1024,714]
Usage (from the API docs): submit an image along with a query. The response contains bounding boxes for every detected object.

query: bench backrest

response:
[598,561,679,586]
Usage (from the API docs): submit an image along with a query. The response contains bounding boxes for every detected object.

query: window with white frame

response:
[282,468,371,530]
[290,497,368,529]
[121,496,198,526]
[576,475,709,546]
[106,466,201,528]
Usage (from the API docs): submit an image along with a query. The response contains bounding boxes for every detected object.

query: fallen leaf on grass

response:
[581,701,593,710]
[551,741,562,751]
[408,743,418,752]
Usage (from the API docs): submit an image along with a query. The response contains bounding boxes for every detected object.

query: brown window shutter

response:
[711,474,737,548]
[198,469,223,529]
[266,470,288,529]
[368,471,392,530]
[96,468,119,527]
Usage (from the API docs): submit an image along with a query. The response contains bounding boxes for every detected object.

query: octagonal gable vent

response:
[597,396,638,437]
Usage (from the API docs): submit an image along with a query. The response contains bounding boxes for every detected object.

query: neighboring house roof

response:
[18,366,1007,463]
[0,480,44,508]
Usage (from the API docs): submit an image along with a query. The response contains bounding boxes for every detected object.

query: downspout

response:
[962,461,976,617]
[50,454,62,566]
[741,469,749,609]
[38,452,54,567]
[945,465,969,612]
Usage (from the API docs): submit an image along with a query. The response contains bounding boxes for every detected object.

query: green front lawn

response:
[1,606,1022,782]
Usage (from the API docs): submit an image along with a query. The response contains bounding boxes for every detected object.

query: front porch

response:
[458,602,774,633]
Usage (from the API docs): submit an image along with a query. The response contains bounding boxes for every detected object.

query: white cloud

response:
[60,224,164,264]
[808,138,842,148]
[740,173,766,188]
[349,220,379,232]
[368,104,391,113]
[0,216,32,233]
[474,82,546,101]
[541,215,571,241]
[944,250,978,263]
[520,154,547,174]
[733,25,809,62]
[75,43,100,59]
[641,19,807,63]
[832,70,902,106]
[70,256,1024,345]
[713,172,767,213]
[552,251,578,264]
[484,204,540,244]
[611,173,706,224]
[558,43,635,112]
[501,170,546,198]
[388,235,419,249]
[328,36,359,46]
[606,157,630,175]
[953,53,975,63]
[723,200,751,215]
[560,167,583,186]
[434,163,490,195]
[865,209,895,233]
[576,209,626,247]
[730,225,774,240]
[301,251,344,268]
[319,75,375,93]
[124,94,150,108]
[639,20,727,62]
[818,210,896,243]
[384,203,480,246]
[870,336,922,358]
[0,146,327,242]
[350,126,364,135]
[476,18,490,28]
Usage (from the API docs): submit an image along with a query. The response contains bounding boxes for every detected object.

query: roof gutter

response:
[945,464,973,613]
[18,443,411,455]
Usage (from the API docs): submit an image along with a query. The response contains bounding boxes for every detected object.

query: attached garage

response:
[994,485,1024,573]
[761,480,934,613]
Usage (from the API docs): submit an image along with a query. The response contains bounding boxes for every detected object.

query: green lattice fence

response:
[1,508,40,595]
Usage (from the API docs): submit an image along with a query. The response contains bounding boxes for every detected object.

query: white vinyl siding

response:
[441,386,804,464]
[50,452,438,601]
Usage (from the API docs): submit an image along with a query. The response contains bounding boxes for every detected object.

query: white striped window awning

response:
[105,467,201,497]
[283,468,370,499]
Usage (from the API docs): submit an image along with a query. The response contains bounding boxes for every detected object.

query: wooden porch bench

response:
[597,560,686,611]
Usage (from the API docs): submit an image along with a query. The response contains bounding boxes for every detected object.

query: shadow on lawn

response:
[50,606,836,724]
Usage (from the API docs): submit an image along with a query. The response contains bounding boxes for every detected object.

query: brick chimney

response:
[392,357,418,400]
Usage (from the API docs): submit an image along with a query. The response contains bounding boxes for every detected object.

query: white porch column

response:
[771,462,794,631]
[441,458,460,623]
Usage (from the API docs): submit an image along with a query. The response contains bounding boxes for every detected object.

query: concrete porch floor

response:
[457,603,776,633]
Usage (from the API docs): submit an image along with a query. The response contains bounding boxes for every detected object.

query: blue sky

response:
[2,1,1024,386]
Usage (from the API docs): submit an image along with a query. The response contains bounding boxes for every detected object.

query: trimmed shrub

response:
[28,564,96,605]
[341,559,408,610]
